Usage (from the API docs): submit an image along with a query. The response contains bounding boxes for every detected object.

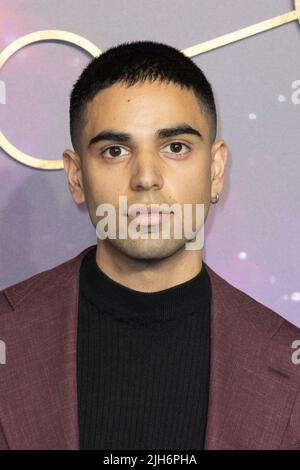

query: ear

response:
[62,149,85,205]
[210,139,228,199]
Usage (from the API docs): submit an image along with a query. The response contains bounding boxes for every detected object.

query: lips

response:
[127,204,173,218]
[132,212,163,226]
[125,204,174,227]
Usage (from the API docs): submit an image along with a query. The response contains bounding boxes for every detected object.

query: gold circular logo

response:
[1,3,299,170]
[0,30,101,169]
[296,0,300,23]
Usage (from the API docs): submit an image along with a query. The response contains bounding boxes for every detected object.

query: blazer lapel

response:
[0,245,94,449]
[204,264,300,449]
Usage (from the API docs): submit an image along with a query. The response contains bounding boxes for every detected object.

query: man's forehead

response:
[88,80,201,108]
[82,81,210,144]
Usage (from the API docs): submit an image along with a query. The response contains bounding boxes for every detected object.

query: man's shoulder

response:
[1,251,298,339]
[0,244,96,314]
[204,261,300,339]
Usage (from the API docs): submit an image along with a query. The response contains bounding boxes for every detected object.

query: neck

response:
[95,240,203,293]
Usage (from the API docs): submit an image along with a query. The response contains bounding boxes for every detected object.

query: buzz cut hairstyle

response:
[69,40,217,153]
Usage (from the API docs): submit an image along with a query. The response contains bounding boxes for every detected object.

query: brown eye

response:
[164,142,190,155]
[102,146,129,158]
[109,147,121,157]
[170,143,183,153]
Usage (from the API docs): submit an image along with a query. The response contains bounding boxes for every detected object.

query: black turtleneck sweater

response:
[77,246,211,450]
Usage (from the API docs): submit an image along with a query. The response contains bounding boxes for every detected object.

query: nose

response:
[130,150,164,192]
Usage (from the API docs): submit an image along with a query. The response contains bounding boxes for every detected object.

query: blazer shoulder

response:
[205,262,300,339]
[0,244,96,314]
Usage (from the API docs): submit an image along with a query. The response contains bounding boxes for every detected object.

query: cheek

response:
[176,161,210,201]
[81,168,103,208]
[83,167,123,208]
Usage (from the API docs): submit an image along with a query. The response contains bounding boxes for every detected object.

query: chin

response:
[111,238,186,261]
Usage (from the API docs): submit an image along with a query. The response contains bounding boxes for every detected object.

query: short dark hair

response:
[70,40,217,152]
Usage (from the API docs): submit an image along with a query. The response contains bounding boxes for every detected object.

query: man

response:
[0,40,299,450]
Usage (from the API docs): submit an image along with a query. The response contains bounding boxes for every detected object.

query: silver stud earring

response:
[210,192,219,204]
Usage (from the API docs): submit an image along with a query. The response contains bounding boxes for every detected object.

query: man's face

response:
[64,80,227,260]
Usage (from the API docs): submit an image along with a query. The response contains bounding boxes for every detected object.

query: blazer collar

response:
[204,264,300,449]
[0,245,93,449]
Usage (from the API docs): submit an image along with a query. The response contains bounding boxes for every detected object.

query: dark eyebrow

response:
[156,124,203,141]
[87,123,203,148]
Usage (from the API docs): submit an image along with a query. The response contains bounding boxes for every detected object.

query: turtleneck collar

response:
[79,246,211,325]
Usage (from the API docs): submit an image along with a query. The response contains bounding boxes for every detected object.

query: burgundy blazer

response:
[0,244,300,450]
